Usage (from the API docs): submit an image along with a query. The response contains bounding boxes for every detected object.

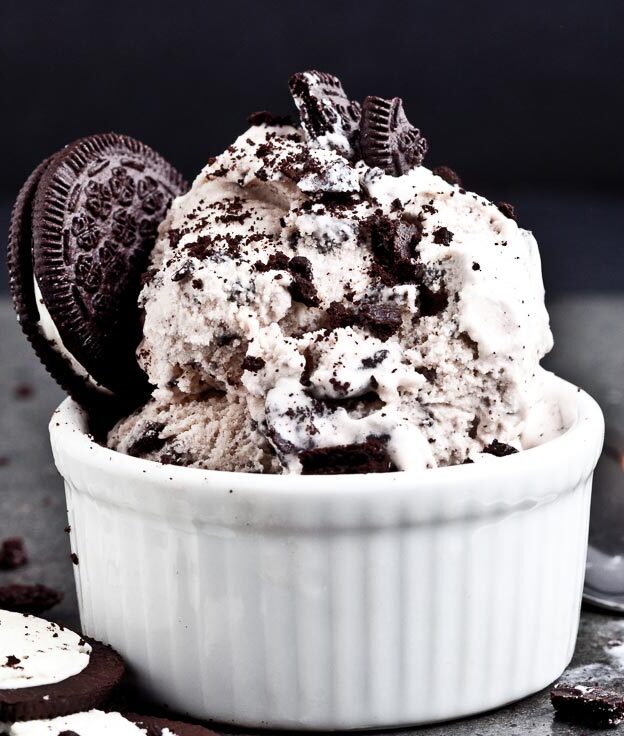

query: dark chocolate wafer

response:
[483,439,519,457]
[0,637,124,722]
[8,134,187,413]
[8,153,121,416]
[360,96,428,175]
[551,684,624,728]
[300,437,396,474]
[4,157,98,404]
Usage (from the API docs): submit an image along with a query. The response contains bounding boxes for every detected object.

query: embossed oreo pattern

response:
[360,96,428,175]
[31,134,187,400]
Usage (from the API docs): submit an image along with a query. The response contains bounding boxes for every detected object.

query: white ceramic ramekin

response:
[49,377,603,730]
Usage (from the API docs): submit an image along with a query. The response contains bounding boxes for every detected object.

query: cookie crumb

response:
[0,538,28,570]
[483,439,518,457]
[0,584,63,614]
[13,383,34,399]
[432,166,462,187]
[497,201,517,221]
[242,356,266,373]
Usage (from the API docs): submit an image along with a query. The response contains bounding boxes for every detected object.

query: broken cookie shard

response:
[360,95,428,175]
[289,70,361,157]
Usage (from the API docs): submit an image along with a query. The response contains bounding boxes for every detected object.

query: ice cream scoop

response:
[107,71,562,473]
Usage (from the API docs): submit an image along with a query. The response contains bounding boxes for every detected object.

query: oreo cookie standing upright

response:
[360,95,428,175]
[8,133,187,415]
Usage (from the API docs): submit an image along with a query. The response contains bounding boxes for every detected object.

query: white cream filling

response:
[33,277,113,395]
[0,611,91,690]
[0,710,177,735]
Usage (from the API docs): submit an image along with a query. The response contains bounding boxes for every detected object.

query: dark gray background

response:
[1,0,623,293]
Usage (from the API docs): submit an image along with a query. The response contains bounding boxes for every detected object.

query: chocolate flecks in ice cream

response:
[107,70,563,474]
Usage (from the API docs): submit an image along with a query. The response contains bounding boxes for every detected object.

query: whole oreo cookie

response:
[0,610,125,722]
[8,134,187,413]
[289,70,361,157]
[360,96,428,175]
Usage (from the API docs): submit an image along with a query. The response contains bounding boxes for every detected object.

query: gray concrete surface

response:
[1,295,624,734]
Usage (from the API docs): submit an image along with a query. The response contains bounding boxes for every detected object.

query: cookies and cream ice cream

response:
[108,71,562,473]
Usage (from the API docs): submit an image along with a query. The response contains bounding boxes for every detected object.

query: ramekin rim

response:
[49,375,604,497]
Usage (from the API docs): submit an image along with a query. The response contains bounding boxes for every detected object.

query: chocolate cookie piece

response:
[299,437,396,474]
[241,355,266,372]
[432,226,454,246]
[551,684,624,728]
[360,96,428,175]
[432,166,462,187]
[497,201,517,220]
[125,420,166,457]
[323,298,402,340]
[0,638,124,722]
[288,256,320,307]
[418,282,449,317]
[0,584,63,615]
[289,71,361,156]
[359,302,403,340]
[0,538,28,570]
[255,252,320,307]
[8,134,187,412]
[482,439,519,457]
[324,301,358,331]
[364,212,424,286]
